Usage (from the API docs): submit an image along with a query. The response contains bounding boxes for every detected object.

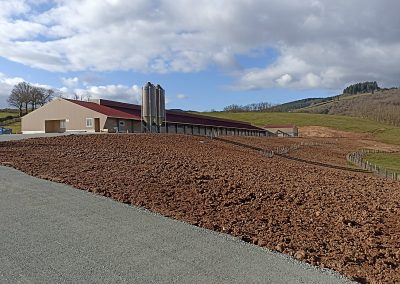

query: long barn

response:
[21,98,270,137]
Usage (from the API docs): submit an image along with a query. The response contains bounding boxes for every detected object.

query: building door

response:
[45,120,65,133]
[118,120,126,132]
[94,118,100,132]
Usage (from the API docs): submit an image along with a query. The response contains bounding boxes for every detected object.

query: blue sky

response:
[1,1,399,111]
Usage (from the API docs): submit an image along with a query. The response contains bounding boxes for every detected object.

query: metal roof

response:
[66,99,141,120]
[67,98,265,131]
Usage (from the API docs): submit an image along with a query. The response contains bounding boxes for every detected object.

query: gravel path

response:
[0,165,352,284]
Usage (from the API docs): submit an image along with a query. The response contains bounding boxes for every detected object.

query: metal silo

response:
[141,82,166,133]
[156,84,166,126]
[150,84,157,125]
[142,82,156,132]
[142,82,152,124]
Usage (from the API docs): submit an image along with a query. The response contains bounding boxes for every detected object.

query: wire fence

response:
[211,136,370,173]
[346,149,400,181]
[208,135,399,180]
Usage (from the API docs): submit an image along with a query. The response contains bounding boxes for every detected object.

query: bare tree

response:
[8,82,32,116]
[8,82,55,115]
[85,93,92,101]
[7,90,24,117]
[37,88,54,106]
[30,86,43,111]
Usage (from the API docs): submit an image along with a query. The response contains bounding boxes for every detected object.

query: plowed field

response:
[1,134,399,283]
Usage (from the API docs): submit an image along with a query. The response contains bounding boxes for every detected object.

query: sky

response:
[0,0,399,111]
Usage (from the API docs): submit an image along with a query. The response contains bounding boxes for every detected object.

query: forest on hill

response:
[342,81,379,95]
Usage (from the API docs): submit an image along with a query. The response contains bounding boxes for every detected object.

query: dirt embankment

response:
[0,134,399,283]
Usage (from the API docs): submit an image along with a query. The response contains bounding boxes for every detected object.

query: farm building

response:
[21,98,270,136]
[263,124,298,137]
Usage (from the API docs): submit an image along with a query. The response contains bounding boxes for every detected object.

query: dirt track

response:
[0,134,399,283]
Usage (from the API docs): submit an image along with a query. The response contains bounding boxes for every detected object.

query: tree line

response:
[223,102,274,112]
[343,81,379,95]
[7,82,58,116]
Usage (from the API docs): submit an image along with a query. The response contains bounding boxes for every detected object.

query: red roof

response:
[166,111,262,130]
[66,99,141,120]
[66,98,265,131]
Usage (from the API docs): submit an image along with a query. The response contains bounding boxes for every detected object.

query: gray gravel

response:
[0,132,88,142]
[0,165,356,284]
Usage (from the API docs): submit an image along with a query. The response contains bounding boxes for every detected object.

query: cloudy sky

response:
[0,0,399,110]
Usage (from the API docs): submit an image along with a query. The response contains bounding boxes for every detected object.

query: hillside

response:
[293,89,400,126]
[268,97,333,112]
[202,111,400,145]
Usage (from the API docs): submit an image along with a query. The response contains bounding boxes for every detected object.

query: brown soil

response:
[224,136,400,167]
[299,126,371,139]
[0,134,399,283]
[299,126,399,151]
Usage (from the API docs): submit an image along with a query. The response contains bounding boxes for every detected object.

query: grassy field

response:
[5,121,21,134]
[365,152,400,174]
[202,112,400,145]
[0,111,18,118]
[0,111,21,134]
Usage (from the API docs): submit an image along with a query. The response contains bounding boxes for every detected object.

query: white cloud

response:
[61,77,79,88]
[73,84,141,104]
[1,0,400,91]
[176,94,188,99]
[59,86,69,93]
[0,0,30,18]
[302,73,321,88]
[276,74,292,87]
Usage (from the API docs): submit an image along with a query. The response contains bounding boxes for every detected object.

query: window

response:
[119,120,126,127]
[60,120,66,129]
[86,118,93,128]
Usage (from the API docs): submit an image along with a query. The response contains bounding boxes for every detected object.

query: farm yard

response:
[0,134,399,283]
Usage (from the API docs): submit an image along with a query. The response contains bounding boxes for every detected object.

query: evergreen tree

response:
[343,81,380,95]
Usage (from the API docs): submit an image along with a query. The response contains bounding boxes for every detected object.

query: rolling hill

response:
[202,111,400,145]
[267,97,332,112]
[288,89,400,127]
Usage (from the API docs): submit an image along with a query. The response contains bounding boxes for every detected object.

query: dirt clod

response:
[294,250,306,260]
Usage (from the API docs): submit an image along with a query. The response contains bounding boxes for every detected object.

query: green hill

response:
[202,111,400,145]
[268,97,332,112]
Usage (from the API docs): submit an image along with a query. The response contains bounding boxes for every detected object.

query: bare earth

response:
[0,133,399,283]
[299,126,370,138]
